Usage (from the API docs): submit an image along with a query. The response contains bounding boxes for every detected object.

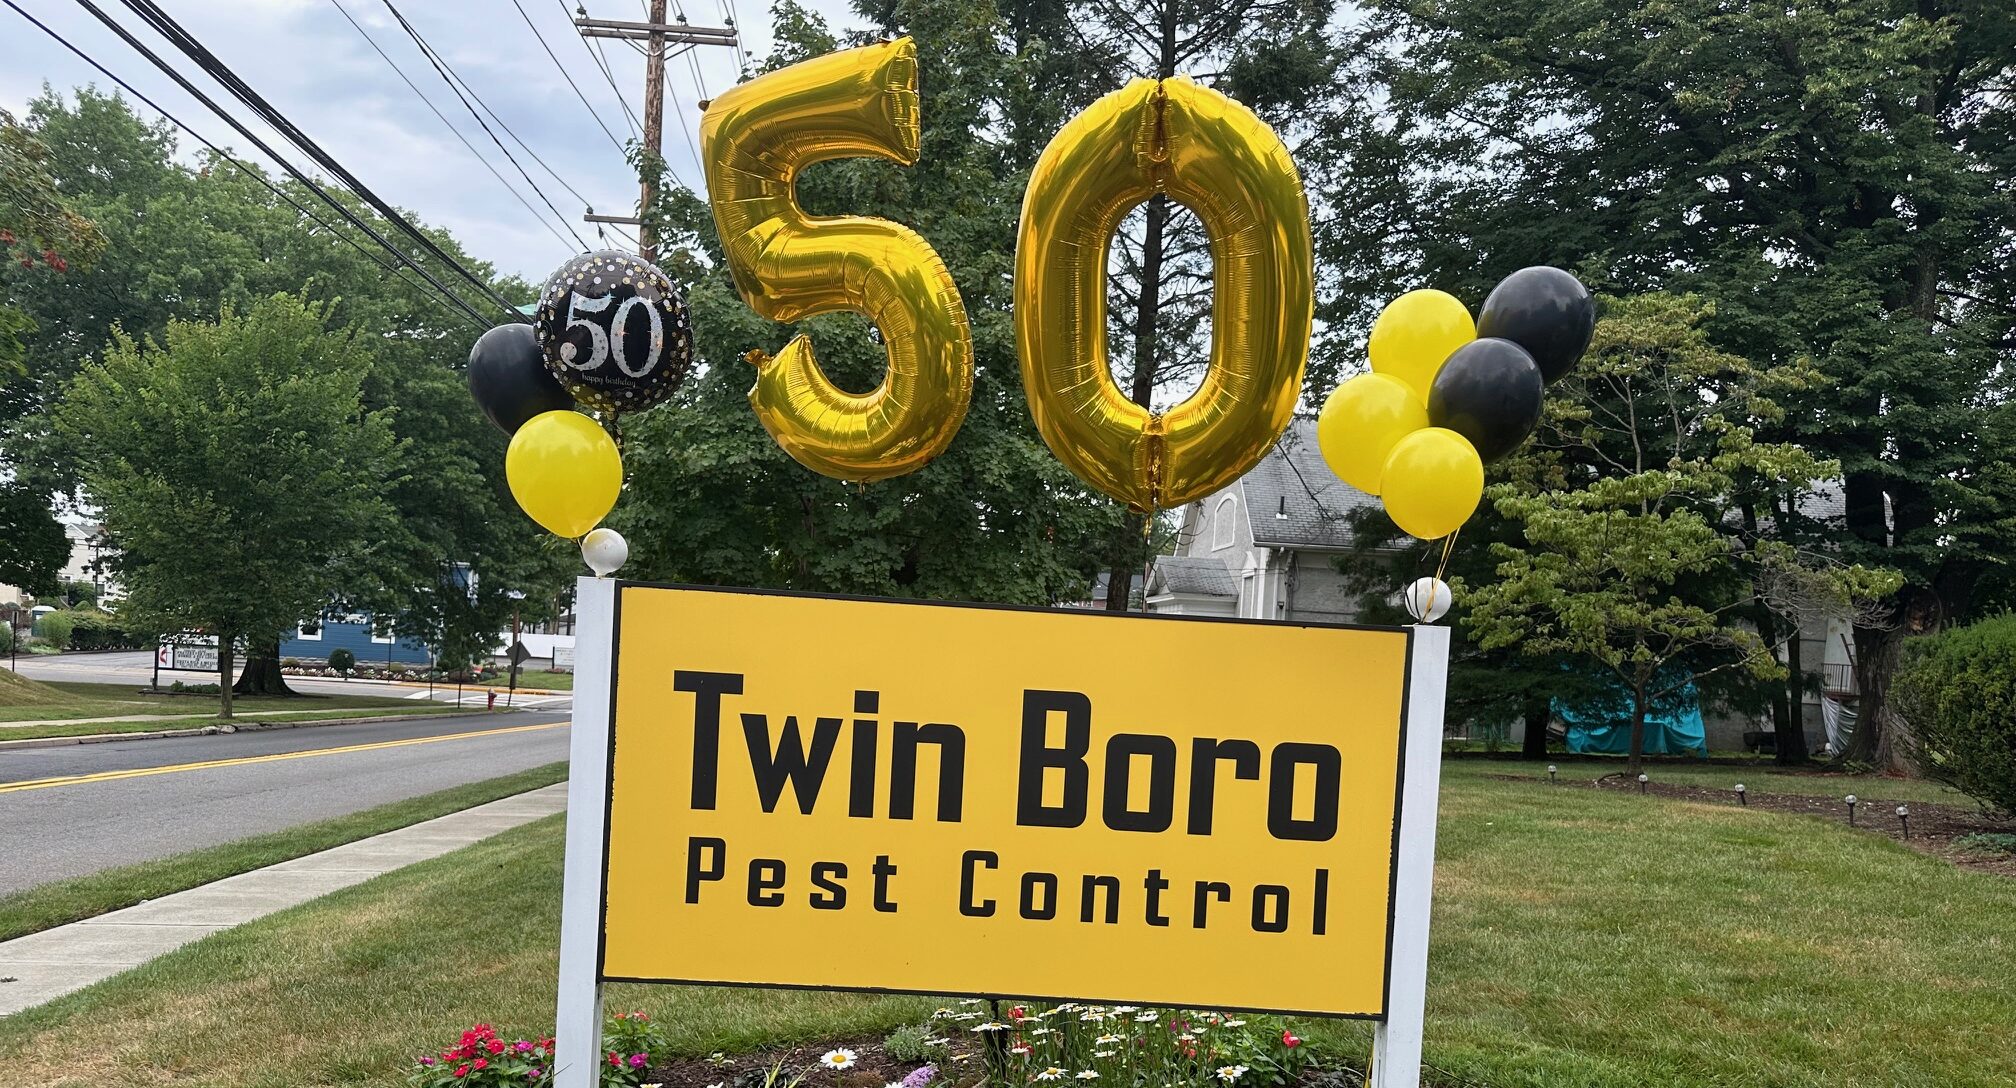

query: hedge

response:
[1895,615,2016,816]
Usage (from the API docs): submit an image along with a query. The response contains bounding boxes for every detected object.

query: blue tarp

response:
[1555,667,1709,757]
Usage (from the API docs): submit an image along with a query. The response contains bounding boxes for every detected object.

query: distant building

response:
[279,614,432,667]
[1146,420,1387,624]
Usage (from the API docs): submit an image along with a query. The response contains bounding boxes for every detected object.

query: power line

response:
[49,0,502,328]
[103,0,523,319]
[563,0,645,139]
[1,0,488,332]
[372,0,593,252]
[325,0,585,254]
[505,0,630,155]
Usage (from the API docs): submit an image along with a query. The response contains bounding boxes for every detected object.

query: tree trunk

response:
[217,635,235,720]
[1521,692,1550,759]
[1627,683,1649,777]
[1776,622,1810,765]
[1846,622,1915,774]
[233,638,298,697]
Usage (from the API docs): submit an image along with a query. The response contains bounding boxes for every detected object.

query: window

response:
[297,620,323,642]
[370,627,395,646]
[1211,495,1238,550]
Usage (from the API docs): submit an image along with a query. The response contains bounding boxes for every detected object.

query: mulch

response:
[641,1036,939,1088]
[1493,772,2016,878]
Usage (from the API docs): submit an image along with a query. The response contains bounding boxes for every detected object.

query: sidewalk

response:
[0,782,568,1017]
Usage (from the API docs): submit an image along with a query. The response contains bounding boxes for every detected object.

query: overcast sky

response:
[1,0,859,282]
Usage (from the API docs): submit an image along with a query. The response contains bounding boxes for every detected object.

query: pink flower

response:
[630,1053,648,1068]
[1282,1030,1301,1049]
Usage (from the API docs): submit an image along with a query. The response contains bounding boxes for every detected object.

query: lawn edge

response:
[0,761,569,942]
[0,707,511,748]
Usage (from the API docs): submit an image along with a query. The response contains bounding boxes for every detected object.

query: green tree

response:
[616,0,1119,603]
[1,106,104,596]
[55,295,400,718]
[6,87,565,685]
[1466,295,1897,773]
[1315,0,2016,770]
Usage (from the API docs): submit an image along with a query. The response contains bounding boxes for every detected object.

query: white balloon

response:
[1402,576,1452,622]
[581,527,629,577]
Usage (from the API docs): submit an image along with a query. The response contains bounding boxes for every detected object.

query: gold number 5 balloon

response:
[699,38,974,481]
[1016,78,1314,511]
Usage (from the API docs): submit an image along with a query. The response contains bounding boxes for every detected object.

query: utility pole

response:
[575,4,739,261]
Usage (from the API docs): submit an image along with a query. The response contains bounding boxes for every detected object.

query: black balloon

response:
[1428,338,1545,463]
[1475,266,1595,384]
[468,322,574,434]
[534,249,694,415]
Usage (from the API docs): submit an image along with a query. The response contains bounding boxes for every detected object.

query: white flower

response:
[1011,1044,1033,1056]
[1216,1066,1249,1083]
[1223,1020,1245,1028]
[934,1008,955,1018]
[926,1038,951,1046]
[1178,1034,1197,1044]
[820,1049,858,1071]
[1076,1072,1101,1081]
[1036,1070,1065,1082]
[1030,1027,1054,1037]
[885,1082,905,1088]
[971,1021,1010,1033]
[960,998,985,1006]
[1094,1050,1117,1059]
[1079,1011,1106,1022]
[1111,1006,1138,1014]
[1054,1002,1080,1012]
[1094,1035,1121,1045]
[950,1012,984,1021]
[951,1055,972,1064]
[1133,1012,1159,1023]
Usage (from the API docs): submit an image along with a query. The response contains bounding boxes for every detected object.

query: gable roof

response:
[1242,420,1385,551]
[1147,555,1239,598]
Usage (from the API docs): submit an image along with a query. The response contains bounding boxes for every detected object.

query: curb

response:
[0,709,518,751]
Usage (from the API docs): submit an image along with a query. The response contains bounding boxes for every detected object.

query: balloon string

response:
[1433,527,1459,587]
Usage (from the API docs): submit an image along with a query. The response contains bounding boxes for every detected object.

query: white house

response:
[1146,420,1386,624]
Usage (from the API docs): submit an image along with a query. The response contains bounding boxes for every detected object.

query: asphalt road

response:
[8,649,573,710]
[0,711,570,896]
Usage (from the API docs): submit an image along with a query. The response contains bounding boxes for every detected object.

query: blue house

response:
[279,613,433,667]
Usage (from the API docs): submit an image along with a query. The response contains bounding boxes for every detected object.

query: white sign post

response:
[1370,622,1448,1088]
[555,577,614,1088]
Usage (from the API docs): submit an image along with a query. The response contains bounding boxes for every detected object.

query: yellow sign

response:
[600,585,1414,1017]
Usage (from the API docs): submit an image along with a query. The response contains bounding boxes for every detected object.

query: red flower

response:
[49,255,67,273]
[1008,1005,1027,1020]
[454,1064,470,1078]
[487,1040,506,1055]
[1282,1030,1301,1049]
[474,1059,489,1071]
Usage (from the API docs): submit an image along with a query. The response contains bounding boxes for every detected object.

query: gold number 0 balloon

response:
[699,38,973,481]
[1017,78,1313,511]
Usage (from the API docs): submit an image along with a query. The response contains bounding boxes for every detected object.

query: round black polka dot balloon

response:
[533,250,694,415]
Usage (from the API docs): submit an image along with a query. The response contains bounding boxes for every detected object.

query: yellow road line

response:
[0,721,568,795]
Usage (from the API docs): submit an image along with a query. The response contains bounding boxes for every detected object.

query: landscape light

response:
[1636,773,1649,794]
[1845,794,1858,826]
[1896,805,1911,839]
[1735,783,1747,807]
[1547,764,1557,784]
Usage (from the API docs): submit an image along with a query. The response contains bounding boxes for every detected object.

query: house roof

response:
[1243,420,1385,551]
[1147,555,1239,598]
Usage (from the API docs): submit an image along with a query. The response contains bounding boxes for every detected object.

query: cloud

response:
[0,0,868,281]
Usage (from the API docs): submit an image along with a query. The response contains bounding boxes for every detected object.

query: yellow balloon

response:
[699,38,973,482]
[506,410,623,539]
[1368,289,1474,401]
[1016,77,1313,511]
[1380,427,1484,541]
[1316,373,1428,495]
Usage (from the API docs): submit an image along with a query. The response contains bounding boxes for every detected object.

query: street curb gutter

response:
[0,709,524,751]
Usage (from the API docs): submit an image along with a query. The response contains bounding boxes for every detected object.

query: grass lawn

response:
[499,668,574,691]
[0,678,456,727]
[3,763,2012,1087]
[0,762,567,943]
[0,702,483,742]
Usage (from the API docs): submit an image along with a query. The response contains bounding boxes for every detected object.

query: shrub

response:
[34,611,74,650]
[282,657,301,669]
[885,1022,950,1064]
[166,680,221,694]
[931,1002,1310,1088]
[1955,832,2016,855]
[0,622,11,655]
[328,647,356,674]
[1895,615,2016,815]
[65,609,138,651]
